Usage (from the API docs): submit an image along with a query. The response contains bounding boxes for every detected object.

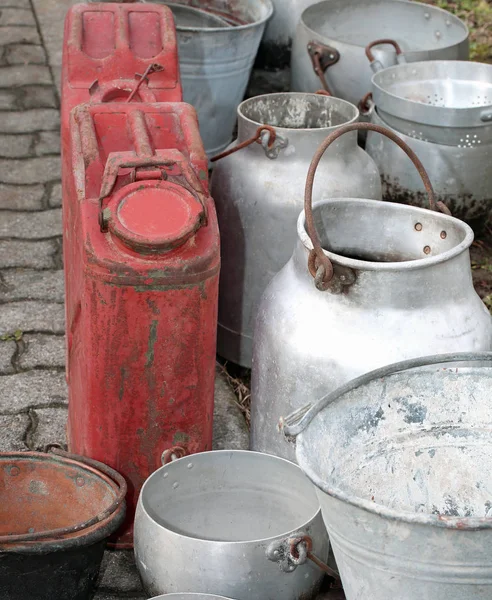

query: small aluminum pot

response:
[134,450,330,600]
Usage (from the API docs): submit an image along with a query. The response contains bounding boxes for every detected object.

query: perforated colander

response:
[371,60,492,146]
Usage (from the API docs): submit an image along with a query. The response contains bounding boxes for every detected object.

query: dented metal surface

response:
[0,450,125,600]
[211,92,381,367]
[366,109,492,233]
[291,0,469,106]
[65,102,219,547]
[291,353,492,599]
[134,450,329,599]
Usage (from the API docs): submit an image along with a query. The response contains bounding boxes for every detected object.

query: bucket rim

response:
[238,92,359,133]
[0,450,126,553]
[295,352,492,531]
[297,198,474,272]
[138,449,323,545]
[167,0,274,32]
[300,0,469,53]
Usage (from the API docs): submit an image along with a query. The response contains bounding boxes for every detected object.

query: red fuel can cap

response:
[107,180,205,254]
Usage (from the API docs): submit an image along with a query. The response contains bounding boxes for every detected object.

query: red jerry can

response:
[64,102,218,547]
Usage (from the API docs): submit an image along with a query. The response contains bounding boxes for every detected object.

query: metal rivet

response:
[424,12,430,19]
[187,462,193,469]
[9,466,20,476]
[76,477,85,487]
[435,30,441,39]
[163,472,169,479]
[440,231,447,239]
[415,223,423,231]
[446,19,451,26]
[424,246,431,255]
[173,482,179,489]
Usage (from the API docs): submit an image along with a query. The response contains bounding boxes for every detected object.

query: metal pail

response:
[284,352,492,600]
[291,0,469,105]
[134,450,330,599]
[146,0,273,158]
[0,449,126,600]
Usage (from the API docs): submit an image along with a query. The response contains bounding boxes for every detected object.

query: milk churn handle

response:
[365,39,403,63]
[281,352,492,438]
[307,42,340,95]
[0,446,127,545]
[304,121,450,290]
[210,125,278,162]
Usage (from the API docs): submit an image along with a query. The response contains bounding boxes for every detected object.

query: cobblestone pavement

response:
[0,1,251,598]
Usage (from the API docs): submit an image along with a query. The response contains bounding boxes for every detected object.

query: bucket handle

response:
[365,39,406,72]
[0,447,127,545]
[281,352,492,439]
[304,121,451,291]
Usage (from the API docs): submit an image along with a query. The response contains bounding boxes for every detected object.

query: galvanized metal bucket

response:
[134,450,330,600]
[291,0,469,105]
[283,352,492,600]
[145,0,273,158]
[0,449,126,600]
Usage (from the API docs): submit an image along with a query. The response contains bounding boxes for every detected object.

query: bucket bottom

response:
[0,541,106,600]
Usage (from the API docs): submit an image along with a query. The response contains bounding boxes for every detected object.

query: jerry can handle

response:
[281,352,492,438]
[304,121,451,291]
[365,38,406,72]
[98,151,208,232]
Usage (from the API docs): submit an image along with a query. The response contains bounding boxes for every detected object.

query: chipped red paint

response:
[64,102,218,547]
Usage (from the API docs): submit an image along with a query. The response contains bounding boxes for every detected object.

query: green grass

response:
[426,0,492,62]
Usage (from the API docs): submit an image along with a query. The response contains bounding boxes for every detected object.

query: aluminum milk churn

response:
[65,101,219,546]
[211,92,381,367]
[250,122,492,461]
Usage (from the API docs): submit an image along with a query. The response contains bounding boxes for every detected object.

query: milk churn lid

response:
[107,180,204,254]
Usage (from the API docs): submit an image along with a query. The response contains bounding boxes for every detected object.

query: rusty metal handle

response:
[315,89,332,97]
[98,150,208,232]
[365,38,403,63]
[304,122,450,290]
[307,41,340,95]
[161,446,188,465]
[210,126,278,162]
[0,447,126,545]
[289,535,341,582]
[358,92,374,116]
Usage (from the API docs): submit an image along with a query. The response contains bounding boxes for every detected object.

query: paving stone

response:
[0,0,30,7]
[0,239,58,268]
[0,155,60,184]
[0,26,40,45]
[35,130,60,155]
[0,270,64,302]
[21,86,58,110]
[29,406,67,450]
[213,366,249,451]
[0,65,52,87]
[0,208,61,238]
[0,8,36,26]
[5,44,46,65]
[0,340,15,374]
[98,551,143,594]
[0,133,32,158]
[0,90,18,110]
[0,413,29,450]
[48,181,61,207]
[19,334,65,369]
[0,109,59,133]
[0,183,44,210]
[0,301,65,335]
[0,370,67,413]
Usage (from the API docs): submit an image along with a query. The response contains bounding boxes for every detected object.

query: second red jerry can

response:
[64,102,218,547]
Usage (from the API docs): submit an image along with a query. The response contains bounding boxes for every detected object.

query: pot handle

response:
[307,41,340,95]
[304,121,450,291]
[281,352,492,438]
[365,39,406,72]
[266,532,340,581]
[481,108,492,122]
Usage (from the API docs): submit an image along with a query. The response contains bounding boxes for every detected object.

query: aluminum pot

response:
[291,0,469,105]
[145,0,273,158]
[134,450,330,600]
[284,352,492,600]
[211,92,381,367]
[250,122,492,462]
[366,107,492,233]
